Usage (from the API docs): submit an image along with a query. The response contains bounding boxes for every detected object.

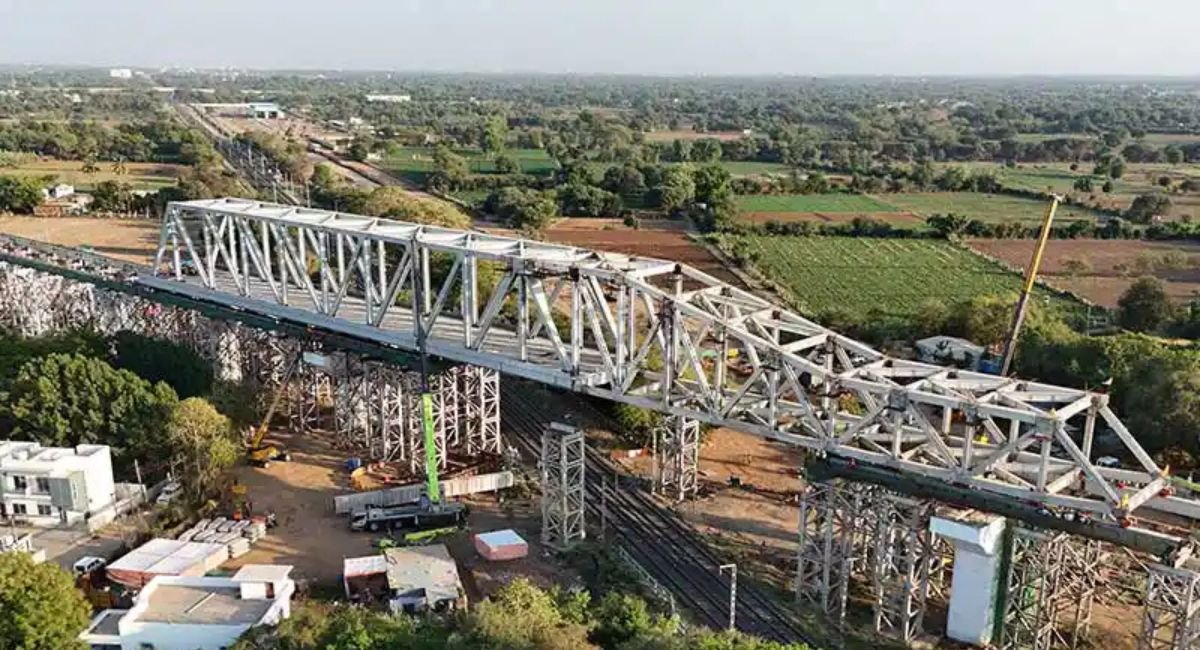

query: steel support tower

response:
[1141,563,1200,650]
[657,415,700,501]
[542,422,586,550]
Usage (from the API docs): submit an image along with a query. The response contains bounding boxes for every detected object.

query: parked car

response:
[73,556,107,577]
[156,481,182,506]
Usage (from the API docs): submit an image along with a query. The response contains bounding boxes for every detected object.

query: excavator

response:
[246,355,301,467]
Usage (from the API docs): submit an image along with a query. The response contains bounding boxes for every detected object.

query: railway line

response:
[500,381,814,646]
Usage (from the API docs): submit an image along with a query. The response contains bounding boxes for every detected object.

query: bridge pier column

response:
[541,422,586,551]
[931,512,1006,646]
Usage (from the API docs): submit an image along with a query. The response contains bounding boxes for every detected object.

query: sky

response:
[1,0,1198,76]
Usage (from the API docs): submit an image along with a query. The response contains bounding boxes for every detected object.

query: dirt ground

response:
[224,426,572,597]
[969,238,1200,306]
[0,215,159,264]
[544,218,743,285]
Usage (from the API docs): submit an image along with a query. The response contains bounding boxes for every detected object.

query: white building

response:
[80,565,295,650]
[109,68,133,80]
[0,441,115,527]
[366,94,412,103]
[43,183,75,200]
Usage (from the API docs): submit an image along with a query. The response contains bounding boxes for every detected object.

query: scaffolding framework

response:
[1141,563,1200,650]
[998,526,1103,650]
[871,494,935,642]
[656,415,700,501]
[542,422,586,551]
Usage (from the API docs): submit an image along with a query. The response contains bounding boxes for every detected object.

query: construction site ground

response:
[224,425,574,600]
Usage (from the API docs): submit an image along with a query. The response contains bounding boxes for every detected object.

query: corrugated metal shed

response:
[384,544,463,606]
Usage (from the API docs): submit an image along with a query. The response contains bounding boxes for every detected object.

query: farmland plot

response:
[726,236,1075,318]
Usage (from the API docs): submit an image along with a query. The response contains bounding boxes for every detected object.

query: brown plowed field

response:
[544,218,741,285]
[968,238,1200,307]
[740,210,923,226]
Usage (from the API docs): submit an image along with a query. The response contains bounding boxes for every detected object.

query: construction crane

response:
[999,195,1061,376]
[245,354,300,466]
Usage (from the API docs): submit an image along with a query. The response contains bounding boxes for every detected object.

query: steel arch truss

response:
[153,198,1176,522]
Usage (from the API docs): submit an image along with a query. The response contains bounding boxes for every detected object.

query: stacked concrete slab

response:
[177,517,268,561]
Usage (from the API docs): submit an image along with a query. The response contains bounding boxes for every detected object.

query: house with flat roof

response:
[80,564,295,650]
[0,441,115,527]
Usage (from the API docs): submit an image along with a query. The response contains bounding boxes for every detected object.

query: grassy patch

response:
[0,159,184,191]
[736,193,899,213]
[725,235,1075,318]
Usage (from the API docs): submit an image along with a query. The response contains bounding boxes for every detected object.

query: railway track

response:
[501,381,815,646]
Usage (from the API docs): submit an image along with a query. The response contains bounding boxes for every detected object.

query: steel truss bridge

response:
[139,197,1200,546]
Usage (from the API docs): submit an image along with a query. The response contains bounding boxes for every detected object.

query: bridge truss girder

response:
[149,198,1184,524]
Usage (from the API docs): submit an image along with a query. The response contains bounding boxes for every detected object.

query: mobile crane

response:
[999,195,1061,376]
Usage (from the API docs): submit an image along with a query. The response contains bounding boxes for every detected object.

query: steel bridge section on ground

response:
[149,197,1191,525]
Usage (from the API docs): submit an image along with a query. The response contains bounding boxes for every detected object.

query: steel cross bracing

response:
[147,197,1190,523]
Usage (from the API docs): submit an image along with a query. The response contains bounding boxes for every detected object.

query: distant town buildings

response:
[80,564,296,650]
[35,184,93,217]
[0,441,115,528]
[192,102,283,119]
[366,94,412,103]
[108,68,133,80]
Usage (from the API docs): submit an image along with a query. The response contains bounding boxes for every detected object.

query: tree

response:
[1165,145,1184,165]
[1072,177,1094,192]
[481,115,508,155]
[1125,193,1172,224]
[90,180,134,213]
[347,137,372,162]
[690,138,723,163]
[1158,175,1173,188]
[1118,277,1174,333]
[465,578,594,650]
[110,331,212,398]
[651,166,695,213]
[430,145,470,190]
[1118,354,1200,454]
[0,175,44,213]
[485,187,558,231]
[494,154,520,174]
[0,551,91,650]
[166,398,240,500]
[1102,179,1114,193]
[602,164,646,198]
[590,592,675,649]
[557,183,622,217]
[670,139,691,162]
[1,353,178,473]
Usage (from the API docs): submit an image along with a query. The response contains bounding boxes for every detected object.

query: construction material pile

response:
[474,529,528,561]
[177,517,268,560]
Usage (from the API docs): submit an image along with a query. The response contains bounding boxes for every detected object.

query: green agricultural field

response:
[735,193,899,213]
[880,192,1101,224]
[716,160,791,176]
[726,236,1074,318]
